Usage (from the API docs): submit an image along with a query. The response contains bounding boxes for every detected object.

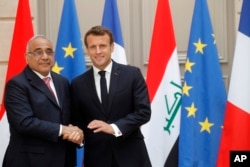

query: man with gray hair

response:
[2,35,83,167]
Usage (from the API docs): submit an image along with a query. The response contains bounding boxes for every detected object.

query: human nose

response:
[40,52,49,58]
[96,46,102,54]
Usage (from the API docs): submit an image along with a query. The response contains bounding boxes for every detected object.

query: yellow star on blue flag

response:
[63,42,77,58]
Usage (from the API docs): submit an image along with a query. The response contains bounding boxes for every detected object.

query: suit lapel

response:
[51,73,63,108]
[107,62,120,113]
[87,68,103,107]
[24,67,60,108]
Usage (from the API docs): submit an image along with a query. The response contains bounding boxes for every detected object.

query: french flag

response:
[101,0,127,65]
[217,0,250,166]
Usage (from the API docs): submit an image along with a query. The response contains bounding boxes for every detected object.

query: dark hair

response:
[84,25,114,47]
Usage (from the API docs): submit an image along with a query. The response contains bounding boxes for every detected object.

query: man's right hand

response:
[62,125,84,145]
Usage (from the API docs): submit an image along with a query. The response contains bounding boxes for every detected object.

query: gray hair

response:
[26,35,53,53]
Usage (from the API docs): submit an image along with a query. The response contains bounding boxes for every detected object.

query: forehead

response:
[87,34,110,44]
[29,37,53,50]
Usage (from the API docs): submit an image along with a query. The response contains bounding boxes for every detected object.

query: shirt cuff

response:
[110,123,122,137]
[59,124,62,136]
[79,142,84,147]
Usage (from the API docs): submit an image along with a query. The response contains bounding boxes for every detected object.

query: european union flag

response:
[52,0,86,81]
[52,0,86,167]
[101,0,127,64]
[179,0,226,166]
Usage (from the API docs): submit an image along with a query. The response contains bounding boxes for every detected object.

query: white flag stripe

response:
[0,114,9,164]
[228,32,250,113]
[112,42,127,65]
[143,48,181,166]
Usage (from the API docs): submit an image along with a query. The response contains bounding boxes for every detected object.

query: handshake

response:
[61,124,84,146]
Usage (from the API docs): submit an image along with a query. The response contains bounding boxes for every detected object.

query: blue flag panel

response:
[179,0,226,166]
[53,0,86,81]
[53,0,86,167]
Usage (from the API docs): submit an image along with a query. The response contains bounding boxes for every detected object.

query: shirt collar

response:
[33,70,52,80]
[93,61,113,76]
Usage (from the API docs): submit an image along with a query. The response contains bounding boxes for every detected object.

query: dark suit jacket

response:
[2,66,76,167]
[71,61,152,167]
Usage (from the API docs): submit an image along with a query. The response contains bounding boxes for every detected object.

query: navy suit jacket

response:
[2,66,76,167]
[71,61,152,167]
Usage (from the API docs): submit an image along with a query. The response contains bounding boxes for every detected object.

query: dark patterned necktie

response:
[98,71,108,112]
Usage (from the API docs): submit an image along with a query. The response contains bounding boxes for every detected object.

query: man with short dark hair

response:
[71,26,152,167]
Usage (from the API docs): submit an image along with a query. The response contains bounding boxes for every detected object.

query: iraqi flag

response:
[217,0,250,166]
[101,0,127,65]
[142,0,182,166]
[0,0,33,164]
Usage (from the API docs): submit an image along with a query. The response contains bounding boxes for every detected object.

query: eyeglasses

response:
[28,49,54,57]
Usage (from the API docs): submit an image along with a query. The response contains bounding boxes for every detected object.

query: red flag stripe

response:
[217,102,250,166]
[220,102,250,149]
[0,0,34,119]
[146,0,175,102]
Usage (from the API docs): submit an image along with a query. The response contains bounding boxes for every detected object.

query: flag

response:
[178,0,226,166]
[217,0,250,166]
[0,0,34,119]
[52,0,86,166]
[0,0,33,164]
[141,0,182,166]
[101,0,127,65]
[52,0,86,81]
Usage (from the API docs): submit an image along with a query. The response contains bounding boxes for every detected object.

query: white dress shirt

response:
[93,61,122,137]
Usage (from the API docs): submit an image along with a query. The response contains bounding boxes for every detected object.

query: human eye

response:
[45,49,54,56]
[33,50,43,57]
[99,45,107,50]
[88,46,96,51]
